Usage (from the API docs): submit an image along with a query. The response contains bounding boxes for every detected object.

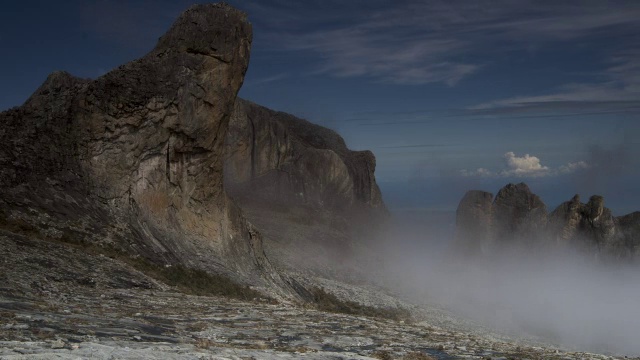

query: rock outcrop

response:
[454,183,547,254]
[225,99,385,212]
[548,195,619,253]
[0,4,292,294]
[454,191,494,255]
[617,212,640,258]
[492,183,548,244]
[455,183,639,261]
[224,99,387,274]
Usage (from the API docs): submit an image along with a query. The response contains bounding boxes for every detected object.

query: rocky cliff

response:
[454,191,494,255]
[547,195,619,254]
[0,4,293,295]
[617,212,640,258]
[224,99,387,275]
[454,183,547,254]
[454,183,639,260]
[225,99,384,212]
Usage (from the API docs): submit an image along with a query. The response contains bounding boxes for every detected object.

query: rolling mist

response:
[366,212,640,356]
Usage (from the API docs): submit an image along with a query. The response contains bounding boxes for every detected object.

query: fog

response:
[369,214,640,356]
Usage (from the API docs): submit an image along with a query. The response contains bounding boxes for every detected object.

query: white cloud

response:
[470,50,640,114]
[248,73,290,85]
[461,152,589,178]
[500,151,550,177]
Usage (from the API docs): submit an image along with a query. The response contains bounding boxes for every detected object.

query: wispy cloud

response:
[461,151,589,178]
[470,48,640,115]
[243,0,640,86]
[248,73,290,85]
[283,29,479,85]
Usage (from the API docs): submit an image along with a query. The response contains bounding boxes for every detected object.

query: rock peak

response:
[0,3,280,293]
[455,182,640,261]
[153,3,251,61]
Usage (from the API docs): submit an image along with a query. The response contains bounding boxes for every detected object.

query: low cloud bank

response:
[370,220,640,357]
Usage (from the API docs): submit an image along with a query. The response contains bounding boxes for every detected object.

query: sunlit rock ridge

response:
[455,182,640,260]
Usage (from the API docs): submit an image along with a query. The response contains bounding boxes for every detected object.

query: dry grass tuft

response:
[403,352,436,360]
[372,350,394,360]
[310,287,411,321]
[194,337,219,349]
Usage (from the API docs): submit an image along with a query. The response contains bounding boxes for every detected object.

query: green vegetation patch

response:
[129,259,263,301]
[310,287,411,321]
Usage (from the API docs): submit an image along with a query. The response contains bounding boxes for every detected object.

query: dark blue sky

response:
[1,1,639,214]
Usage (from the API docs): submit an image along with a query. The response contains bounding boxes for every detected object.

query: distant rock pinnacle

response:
[454,183,639,261]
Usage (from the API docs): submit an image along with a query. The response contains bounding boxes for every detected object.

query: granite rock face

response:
[454,183,547,254]
[492,183,548,245]
[0,4,292,294]
[455,183,639,261]
[453,190,494,255]
[224,99,387,274]
[225,99,385,212]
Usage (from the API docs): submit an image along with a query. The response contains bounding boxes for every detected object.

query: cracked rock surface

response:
[0,231,633,360]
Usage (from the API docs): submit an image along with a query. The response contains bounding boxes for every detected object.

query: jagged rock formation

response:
[548,195,618,253]
[224,99,387,274]
[0,4,293,295]
[454,183,547,254]
[455,183,639,260]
